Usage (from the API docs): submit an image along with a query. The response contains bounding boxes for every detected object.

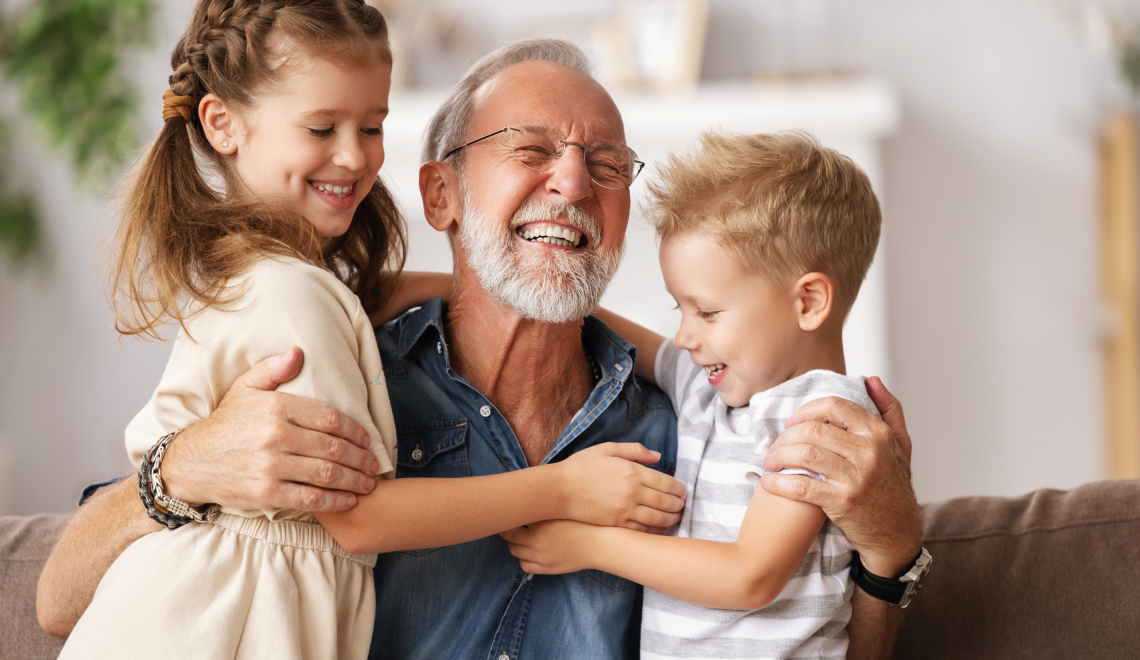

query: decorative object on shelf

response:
[592,0,710,92]
[0,0,152,269]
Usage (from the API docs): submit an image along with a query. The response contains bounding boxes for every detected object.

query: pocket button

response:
[480,405,492,418]
[411,447,423,461]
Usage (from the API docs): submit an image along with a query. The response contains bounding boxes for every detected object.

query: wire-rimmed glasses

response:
[443,126,645,190]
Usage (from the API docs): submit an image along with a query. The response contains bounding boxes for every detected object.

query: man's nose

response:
[544,144,594,204]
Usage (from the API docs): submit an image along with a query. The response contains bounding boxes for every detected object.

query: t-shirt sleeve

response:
[654,339,708,413]
[743,373,880,486]
[124,258,395,481]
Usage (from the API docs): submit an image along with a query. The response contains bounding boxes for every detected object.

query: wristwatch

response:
[137,430,218,530]
[850,547,932,608]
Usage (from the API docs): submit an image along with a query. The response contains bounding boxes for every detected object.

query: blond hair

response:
[111,0,406,340]
[647,131,881,314]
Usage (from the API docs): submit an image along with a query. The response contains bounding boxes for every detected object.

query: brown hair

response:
[647,131,881,316]
[112,0,406,339]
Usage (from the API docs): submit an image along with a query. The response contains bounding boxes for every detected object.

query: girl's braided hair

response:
[112,0,406,339]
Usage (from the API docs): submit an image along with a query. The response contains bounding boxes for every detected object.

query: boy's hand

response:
[502,520,599,574]
[556,443,686,533]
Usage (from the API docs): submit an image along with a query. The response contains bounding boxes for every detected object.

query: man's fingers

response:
[758,473,837,511]
[280,393,372,452]
[764,442,853,484]
[289,428,381,477]
[272,482,357,512]
[601,442,662,465]
[279,455,375,495]
[783,396,875,435]
[865,376,912,457]
[769,421,862,466]
[232,348,304,392]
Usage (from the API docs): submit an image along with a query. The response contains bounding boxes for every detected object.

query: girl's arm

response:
[369,270,453,327]
[503,484,825,611]
[315,441,687,555]
[592,308,665,385]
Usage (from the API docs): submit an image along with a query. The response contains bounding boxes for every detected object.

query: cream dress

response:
[60,256,397,660]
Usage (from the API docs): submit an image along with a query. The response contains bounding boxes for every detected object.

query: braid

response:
[112,0,403,339]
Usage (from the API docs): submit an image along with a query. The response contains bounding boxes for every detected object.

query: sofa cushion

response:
[0,514,68,660]
[892,479,1140,659]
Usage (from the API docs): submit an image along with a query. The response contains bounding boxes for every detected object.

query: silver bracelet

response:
[138,430,218,529]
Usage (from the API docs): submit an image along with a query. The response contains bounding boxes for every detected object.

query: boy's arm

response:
[316,441,687,554]
[592,308,665,384]
[504,484,825,611]
[369,270,453,327]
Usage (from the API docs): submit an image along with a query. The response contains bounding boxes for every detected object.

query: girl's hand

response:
[501,520,599,574]
[555,442,686,532]
[371,270,453,327]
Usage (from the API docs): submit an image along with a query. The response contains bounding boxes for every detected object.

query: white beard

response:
[459,192,624,324]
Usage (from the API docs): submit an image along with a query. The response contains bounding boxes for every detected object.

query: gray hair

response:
[421,38,593,164]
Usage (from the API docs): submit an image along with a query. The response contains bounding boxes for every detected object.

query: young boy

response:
[502,131,883,660]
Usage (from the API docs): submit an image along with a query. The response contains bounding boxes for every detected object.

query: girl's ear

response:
[199,93,237,154]
[419,161,462,233]
[794,272,834,331]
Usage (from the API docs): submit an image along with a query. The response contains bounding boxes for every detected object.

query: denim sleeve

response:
[78,477,127,507]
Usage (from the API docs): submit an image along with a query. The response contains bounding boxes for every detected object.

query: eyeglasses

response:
[443,126,645,190]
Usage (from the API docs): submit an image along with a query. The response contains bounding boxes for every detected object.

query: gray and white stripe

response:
[643,341,879,660]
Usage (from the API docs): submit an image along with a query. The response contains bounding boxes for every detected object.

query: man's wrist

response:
[153,427,206,508]
[856,536,924,578]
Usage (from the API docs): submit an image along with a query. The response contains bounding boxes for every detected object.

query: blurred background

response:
[1,0,1139,515]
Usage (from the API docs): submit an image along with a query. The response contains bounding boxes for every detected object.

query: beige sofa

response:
[3,480,1138,659]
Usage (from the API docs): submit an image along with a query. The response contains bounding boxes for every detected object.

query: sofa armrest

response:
[1,514,70,660]
[891,480,1140,659]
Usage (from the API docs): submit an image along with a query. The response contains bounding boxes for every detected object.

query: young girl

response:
[60,2,684,658]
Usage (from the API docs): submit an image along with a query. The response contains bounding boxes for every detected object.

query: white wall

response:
[0,0,1116,513]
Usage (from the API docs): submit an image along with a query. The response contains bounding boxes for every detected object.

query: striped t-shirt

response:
[642,341,878,660]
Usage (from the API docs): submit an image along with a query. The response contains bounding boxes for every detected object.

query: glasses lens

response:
[507,127,637,189]
[508,127,559,170]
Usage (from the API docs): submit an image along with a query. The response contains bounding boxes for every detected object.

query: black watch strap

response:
[850,548,931,607]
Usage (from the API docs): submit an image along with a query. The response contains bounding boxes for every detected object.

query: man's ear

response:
[199,93,236,155]
[419,162,463,234]
[794,272,834,332]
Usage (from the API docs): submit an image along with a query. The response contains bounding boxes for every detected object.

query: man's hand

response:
[556,442,686,533]
[161,347,381,512]
[760,377,923,576]
[502,520,599,574]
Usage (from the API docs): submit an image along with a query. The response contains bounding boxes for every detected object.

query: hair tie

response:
[162,89,196,123]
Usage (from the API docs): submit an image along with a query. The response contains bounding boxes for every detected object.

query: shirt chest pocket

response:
[396,418,471,479]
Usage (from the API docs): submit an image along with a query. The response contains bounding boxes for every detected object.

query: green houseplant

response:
[0,0,152,267]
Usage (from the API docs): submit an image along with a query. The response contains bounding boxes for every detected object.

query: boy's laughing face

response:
[660,232,804,407]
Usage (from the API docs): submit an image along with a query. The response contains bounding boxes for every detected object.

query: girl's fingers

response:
[630,504,681,529]
[639,488,686,515]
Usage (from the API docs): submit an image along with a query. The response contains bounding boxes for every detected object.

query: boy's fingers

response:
[499,527,528,544]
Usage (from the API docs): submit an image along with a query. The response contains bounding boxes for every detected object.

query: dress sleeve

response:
[124,258,396,481]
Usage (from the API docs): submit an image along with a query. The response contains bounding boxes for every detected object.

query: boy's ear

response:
[794,272,834,332]
[199,93,236,155]
[419,162,463,234]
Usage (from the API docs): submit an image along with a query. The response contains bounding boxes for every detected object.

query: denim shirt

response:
[370,299,677,660]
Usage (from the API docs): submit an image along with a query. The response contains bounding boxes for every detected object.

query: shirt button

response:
[437,341,442,354]
[411,448,423,461]
[480,405,492,418]
[499,655,509,660]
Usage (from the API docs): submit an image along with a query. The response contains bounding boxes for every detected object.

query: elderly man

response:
[39,39,922,659]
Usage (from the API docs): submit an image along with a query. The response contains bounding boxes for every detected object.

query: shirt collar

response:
[395,298,640,393]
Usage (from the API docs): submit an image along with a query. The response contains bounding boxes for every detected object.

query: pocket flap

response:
[397,419,468,468]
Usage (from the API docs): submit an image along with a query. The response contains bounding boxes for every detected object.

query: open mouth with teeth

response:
[516,224,586,249]
[704,363,727,384]
[310,181,355,198]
